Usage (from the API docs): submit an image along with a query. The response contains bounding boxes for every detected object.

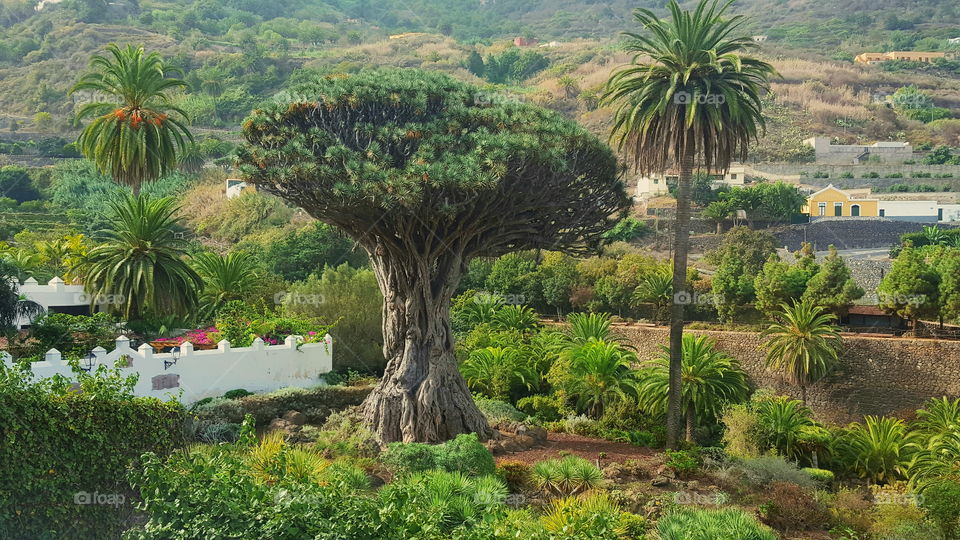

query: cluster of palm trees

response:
[457,294,844,445]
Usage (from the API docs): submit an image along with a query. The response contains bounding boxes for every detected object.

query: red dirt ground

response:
[495,432,658,466]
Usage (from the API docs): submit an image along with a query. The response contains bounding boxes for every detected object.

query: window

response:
[730,174,737,180]
[851,204,860,217]
[880,209,885,217]
[818,202,826,216]
[834,202,843,216]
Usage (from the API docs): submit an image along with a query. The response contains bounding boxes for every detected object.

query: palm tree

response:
[843,416,917,485]
[71,44,193,194]
[603,0,776,448]
[633,269,673,324]
[564,312,622,345]
[192,251,258,318]
[761,300,842,404]
[638,334,750,442]
[201,78,223,122]
[565,340,639,418]
[459,346,536,400]
[556,75,579,98]
[79,194,202,320]
[754,396,816,462]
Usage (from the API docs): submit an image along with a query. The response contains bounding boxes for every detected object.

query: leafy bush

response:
[531,456,604,496]
[435,433,496,477]
[18,312,119,359]
[223,388,253,400]
[517,394,564,421]
[128,447,379,540]
[656,507,777,540]
[664,450,700,479]
[284,264,384,371]
[825,487,873,536]
[192,384,372,426]
[722,403,763,458]
[734,455,815,490]
[496,460,532,492]
[309,410,379,458]
[541,492,636,538]
[0,364,185,539]
[381,434,494,478]
[921,480,960,539]
[475,397,527,423]
[602,217,650,242]
[757,481,830,532]
[802,467,834,486]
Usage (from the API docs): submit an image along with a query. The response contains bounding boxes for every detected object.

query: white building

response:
[803,136,913,165]
[878,200,940,222]
[13,277,94,329]
[938,204,960,222]
[635,165,747,199]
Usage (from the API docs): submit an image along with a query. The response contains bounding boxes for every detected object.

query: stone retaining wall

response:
[612,324,960,424]
[770,218,959,251]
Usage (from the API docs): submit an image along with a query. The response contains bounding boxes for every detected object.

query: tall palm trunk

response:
[666,143,695,450]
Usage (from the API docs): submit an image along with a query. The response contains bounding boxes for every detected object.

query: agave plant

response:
[531,456,604,496]
[71,44,193,193]
[843,416,917,484]
[922,225,948,246]
[638,334,750,442]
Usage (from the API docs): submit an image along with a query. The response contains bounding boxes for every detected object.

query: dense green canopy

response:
[238,69,628,261]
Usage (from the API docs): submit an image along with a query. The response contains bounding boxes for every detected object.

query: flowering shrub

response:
[151,303,334,350]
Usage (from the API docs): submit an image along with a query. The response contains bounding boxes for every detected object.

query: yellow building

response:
[803,185,879,218]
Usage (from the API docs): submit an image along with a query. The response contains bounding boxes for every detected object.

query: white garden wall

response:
[1,334,333,404]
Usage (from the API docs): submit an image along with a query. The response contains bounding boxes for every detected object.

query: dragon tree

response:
[239,69,629,443]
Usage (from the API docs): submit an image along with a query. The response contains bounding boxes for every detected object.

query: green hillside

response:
[0,0,959,159]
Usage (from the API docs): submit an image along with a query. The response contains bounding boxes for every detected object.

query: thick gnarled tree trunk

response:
[361,254,492,444]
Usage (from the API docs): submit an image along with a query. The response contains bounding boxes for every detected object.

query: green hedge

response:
[0,364,185,540]
[193,384,373,425]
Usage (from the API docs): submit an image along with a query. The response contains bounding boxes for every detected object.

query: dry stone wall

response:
[611,324,960,424]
